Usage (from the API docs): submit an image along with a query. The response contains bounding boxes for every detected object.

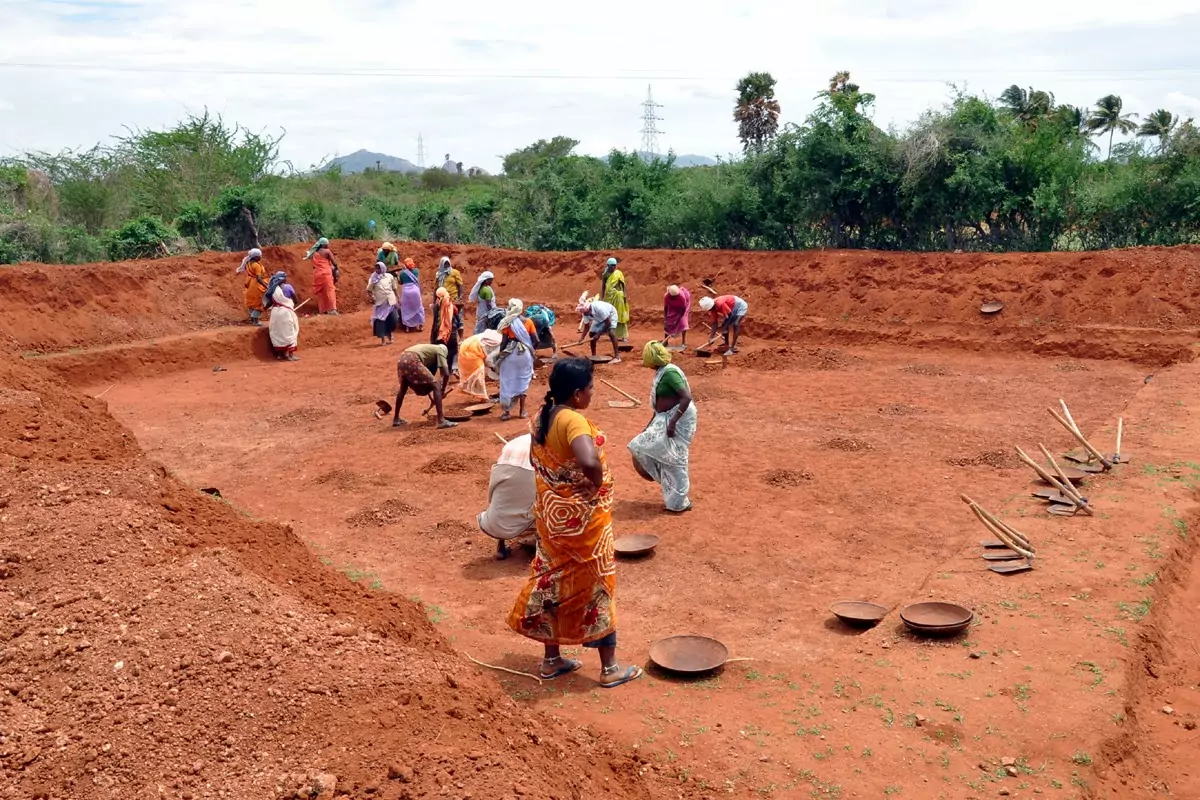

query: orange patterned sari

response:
[506,415,616,645]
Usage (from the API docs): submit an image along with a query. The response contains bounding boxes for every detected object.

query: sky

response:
[2,0,1200,173]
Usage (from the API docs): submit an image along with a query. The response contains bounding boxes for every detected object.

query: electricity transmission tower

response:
[417,133,426,168]
[639,85,664,158]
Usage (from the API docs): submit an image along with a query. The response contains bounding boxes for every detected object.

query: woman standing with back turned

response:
[507,358,643,688]
[305,237,339,315]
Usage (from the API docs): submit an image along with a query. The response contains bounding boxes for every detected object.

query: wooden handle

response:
[293,298,311,311]
[962,493,1034,551]
[961,495,1036,558]
[1059,399,1081,435]
[600,378,640,405]
[1016,445,1093,516]
[495,432,508,445]
[1037,444,1093,514]
[1048,408,1112,469]
[1115,417,1123,457]
[561,339,587,350]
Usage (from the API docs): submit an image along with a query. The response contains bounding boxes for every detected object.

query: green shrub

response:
[103,215,177,260]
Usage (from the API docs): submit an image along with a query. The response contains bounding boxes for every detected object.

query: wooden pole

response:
[600,378,640,406]
[1015,445,1094,516]
[1037,444,1093,514]
[1048,408,1113,470]
[494,432,508,445]
[1115,417,1123,458]
[1059,399,1082,435]
[961,496,1036,559]
[969,496,1035,551]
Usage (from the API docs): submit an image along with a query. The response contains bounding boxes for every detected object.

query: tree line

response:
[3,72,1200,264]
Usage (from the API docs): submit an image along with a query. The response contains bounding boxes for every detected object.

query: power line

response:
[3,61,1200,82]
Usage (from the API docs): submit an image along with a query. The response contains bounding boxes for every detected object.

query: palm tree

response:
[1138,109,1178,153]
[734,72,781,155]
[999,85,1055,126]
[1086,95,1138,160]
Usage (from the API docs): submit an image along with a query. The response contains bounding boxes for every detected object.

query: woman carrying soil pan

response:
[628,341,697,513]
[265,274,300,361]
[506,358,643,688]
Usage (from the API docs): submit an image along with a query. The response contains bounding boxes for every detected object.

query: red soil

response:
[4,242,1200,799]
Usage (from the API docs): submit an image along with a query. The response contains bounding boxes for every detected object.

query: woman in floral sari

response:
[627,341,697,513]
[507,358,643,688]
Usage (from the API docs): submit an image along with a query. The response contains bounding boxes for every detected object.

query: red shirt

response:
[709,295,736,323]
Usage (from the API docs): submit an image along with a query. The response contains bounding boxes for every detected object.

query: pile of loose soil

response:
[900,364,951,377]
[420,453,490,475]
[399,426,489,447]
[761,468,814,488]
[346,498,418,528]
[1053,360,1092,373]
[690,384,740,402]
[739,346,862,372]
[312,468,389,492]
[425,519,477,539]
[270,407,332,427]
[879,403,923,416]
[0,345,683,800]
[824,436,874,452]
[946,450,1021,469]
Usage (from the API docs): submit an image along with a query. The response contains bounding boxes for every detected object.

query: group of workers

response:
[236,240,752,689]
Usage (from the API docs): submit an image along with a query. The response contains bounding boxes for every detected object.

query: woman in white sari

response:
[267,273,301,362]
[496,299,536,421]
[627,341,697,512]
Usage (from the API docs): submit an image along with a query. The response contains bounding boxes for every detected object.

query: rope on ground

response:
[465,653,543,684]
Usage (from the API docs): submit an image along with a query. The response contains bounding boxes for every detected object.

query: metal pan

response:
[649,635,729,675]
[829,601,887,629]
[615,533,660,557]
[589,354,613,364]
[463,403,494,416]
[980,301,1004,314]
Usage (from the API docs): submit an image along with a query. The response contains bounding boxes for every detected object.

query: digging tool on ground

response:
[988,560,1033,575]
[600,378,640,409]
[961,495,1035,559]
[1049,407,1113,471]
[1036,444,1094,515]
[495,432,508,445]
[1015,445,1094,516]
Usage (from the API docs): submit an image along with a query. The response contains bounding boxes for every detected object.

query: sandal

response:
[540,658,583,680]
[499,413,512,422]
[392,418,408,427]
[437,420,458,430]
[600,665,643,688]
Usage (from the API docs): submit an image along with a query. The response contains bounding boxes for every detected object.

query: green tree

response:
[999,85,1055,126]
[734,72,781,154]
[1087,95,1138,160]
[1138,109,1178,153]
[502,137,580,177]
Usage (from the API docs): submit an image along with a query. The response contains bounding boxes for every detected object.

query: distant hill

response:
[327,150,421,175]
[632,151,719,168]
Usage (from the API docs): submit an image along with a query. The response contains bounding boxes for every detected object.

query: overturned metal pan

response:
[980,301,1005,315]
[989,560,1033,575]
[649,635,729,675]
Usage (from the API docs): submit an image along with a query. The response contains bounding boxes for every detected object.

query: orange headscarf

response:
[435,287,454,343]
[404,257,416,270]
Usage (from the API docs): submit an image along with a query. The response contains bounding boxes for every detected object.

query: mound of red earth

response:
[0,345,692,799]
[4,243,1200,374]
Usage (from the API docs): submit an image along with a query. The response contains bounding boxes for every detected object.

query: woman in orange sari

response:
[237,248,270,325]
[507,358,643,687]
[304,237,340,315]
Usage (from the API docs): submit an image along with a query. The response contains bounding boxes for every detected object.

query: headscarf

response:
[436,256,453,286]
[498,298,524,333]
[602,256,617,279]
[699,296,715,312]
[370,261,386,284]
[237,247,262,274]
[478,329,503,350]
[404,257,416,270]
[282,284,296,300]
[304,237,329,260]
[265,271,288,301]
[468,270,495,302]
[643,340,672,368]
[667,284,680,296]
[435,287,454,342]
[380,242,396,253]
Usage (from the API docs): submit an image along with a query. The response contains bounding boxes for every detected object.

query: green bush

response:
[102,215,177,260]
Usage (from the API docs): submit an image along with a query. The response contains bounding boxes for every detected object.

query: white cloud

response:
[1,1,1198,170]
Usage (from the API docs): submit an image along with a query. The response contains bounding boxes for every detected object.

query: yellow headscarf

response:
[642,340,672,368]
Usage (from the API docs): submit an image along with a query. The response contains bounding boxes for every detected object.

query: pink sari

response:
[664,287,691,336]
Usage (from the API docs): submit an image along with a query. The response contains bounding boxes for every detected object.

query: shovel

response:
[982,550,1024,561]
[989,560,1033,575]
[601,378,640,409]
[373,399,393,419]
[422,386,456,416]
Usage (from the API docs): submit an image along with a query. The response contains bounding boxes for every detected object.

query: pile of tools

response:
[964,398,1129,576]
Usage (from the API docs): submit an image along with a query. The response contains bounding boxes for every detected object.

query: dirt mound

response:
[689,384,740,402]
[761,468,813,488]
[739,346,862,372]
[0,345,680,800]
[346,498,418,528]
[900,363,951,377]
[6,242,1200,367]
[270,406,332,427]
[879,403,923,416]
[946,450,1021,469]
[312,469,389,492]
[399,425,490,447]
[425,519,477,539]
[824,436,874,452]
[1053,360,1092,373]
[420,453,490,475]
